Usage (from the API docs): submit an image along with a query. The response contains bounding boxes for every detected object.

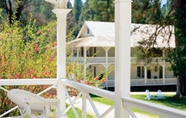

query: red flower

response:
[85,80,89,85]
[101,79,105,83]
[94,77,99,81]
[9,62,13,65]
[34,47,38,52]
[33,76,38,79]
[77,79,81,83]
[52,42,56,47]
[89,81,93,85]
[0,36,2,40]
[36,30,40,34]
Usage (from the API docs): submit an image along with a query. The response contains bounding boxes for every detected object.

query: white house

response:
[68,21,176,88]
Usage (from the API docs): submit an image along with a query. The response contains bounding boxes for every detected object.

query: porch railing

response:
[0,79,186,118]
[69,57,165,64]
[101,78,177,88]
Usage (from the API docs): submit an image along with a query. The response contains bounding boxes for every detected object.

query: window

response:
[137,66,141,78]
[94,67,96,77]
[147,70,151,79]
[159,66,163,78]
[87,28,90,34]
[137,66,144,78]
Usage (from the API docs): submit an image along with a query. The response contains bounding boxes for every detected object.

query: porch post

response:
[104,47,110,89]
[163,64,165,84]
[83,46,87,118]
[114,0,131,117]
[144,66,147,84]
[52,9,71,117]
[162,50,165,84]
[83,47,87,80]
[77,48,80,58]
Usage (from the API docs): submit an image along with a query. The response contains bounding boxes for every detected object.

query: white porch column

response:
[114,0,131,117]
[163,64,165,84]
[83,46,87,118]
[162,50,165,84]
[83,47,87,81]
[77,48,80,58]
[144,66,147,84]
[104,47,110,89]
[52,9,71,117]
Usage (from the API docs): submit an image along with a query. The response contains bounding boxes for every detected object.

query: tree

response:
[132,0,186,97]
[167,0,186,97]
[79,0,94,23]
[88,0,114,21]
[72,0,82,23]
[0,0,56,25]
[0,0,26,24]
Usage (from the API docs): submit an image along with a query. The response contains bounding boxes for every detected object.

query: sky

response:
[69,0,86,6]
[160,0,167,7]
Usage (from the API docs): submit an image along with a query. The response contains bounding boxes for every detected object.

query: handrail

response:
[0,78,57,85]
[122,97,186,118]
[60,79,115,100]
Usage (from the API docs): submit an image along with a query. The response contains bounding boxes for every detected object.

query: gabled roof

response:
[68,21,175,49]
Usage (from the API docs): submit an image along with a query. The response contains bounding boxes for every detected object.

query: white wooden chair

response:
[156,89,165,99]
[8,89,60,117]
[145,89,155,100]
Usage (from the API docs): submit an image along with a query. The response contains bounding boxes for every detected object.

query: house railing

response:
[69,57,165,64]
[102,78,177,87]
[0,79,186,118]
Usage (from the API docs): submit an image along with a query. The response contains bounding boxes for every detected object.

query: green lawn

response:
[91,94,186,118]
[66,106,96,118]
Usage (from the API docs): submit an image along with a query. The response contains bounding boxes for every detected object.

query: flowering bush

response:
[0,17,57,116]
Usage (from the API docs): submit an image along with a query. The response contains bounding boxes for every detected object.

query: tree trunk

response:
[173,0,186,97]
[176,77,182,97]
[180,76,186,96]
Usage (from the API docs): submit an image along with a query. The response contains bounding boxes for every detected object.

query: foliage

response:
[0,0,57,25]
[0,14,57,116]
[72,0,83,23]
[88,0,114,22]
[165,3,186,96]
[166,4,186,78]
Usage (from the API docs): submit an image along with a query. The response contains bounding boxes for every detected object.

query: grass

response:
[91,94,186,118]
[66,105,96,118]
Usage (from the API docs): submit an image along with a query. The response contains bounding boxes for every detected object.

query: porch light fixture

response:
[45,0,68,8]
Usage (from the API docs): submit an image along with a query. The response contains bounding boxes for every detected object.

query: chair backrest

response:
[157,89,164,99]
[145,89,151,100]
[8,89,59,113]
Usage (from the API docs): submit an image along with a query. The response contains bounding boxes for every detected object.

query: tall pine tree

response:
[88,0,114,21]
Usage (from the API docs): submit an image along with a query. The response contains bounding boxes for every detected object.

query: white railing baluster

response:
[64,92,82,114]
[0,86,9,92]
[0,106,18,117]
[99,105,114,118]
[65,88,79,118]
[82,92,87,118]
[87,93,100,117]
[125,106,137,118]
[37,85,56,96]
